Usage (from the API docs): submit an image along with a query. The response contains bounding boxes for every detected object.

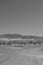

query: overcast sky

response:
[0,0,43,36]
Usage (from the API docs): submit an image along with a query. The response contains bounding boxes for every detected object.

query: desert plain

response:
[0,45,43,65]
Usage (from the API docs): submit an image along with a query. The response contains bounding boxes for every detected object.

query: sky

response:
[0,0,43,36]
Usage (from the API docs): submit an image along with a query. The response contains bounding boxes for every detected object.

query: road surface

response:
[0,46,43,65]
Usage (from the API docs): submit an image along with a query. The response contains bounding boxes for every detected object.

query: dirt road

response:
[0,46,43,65]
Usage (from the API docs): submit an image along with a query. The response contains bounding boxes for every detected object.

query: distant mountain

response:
[0,33,43,43]
[0,33,23,38]
[0,33,43,39]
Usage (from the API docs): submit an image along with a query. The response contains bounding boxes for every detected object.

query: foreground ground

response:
[0,45,43,65]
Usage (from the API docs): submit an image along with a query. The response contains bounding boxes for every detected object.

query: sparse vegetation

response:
[0,42,1,45]
[2,42,6,45]
[0,40,42,47]
[0,34,43,47]
[7,41,12,45]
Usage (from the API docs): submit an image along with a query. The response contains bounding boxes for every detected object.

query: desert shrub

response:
[13,41,20,44]
[0,42,2,45]
[2,42,6,45]
[13,41,17,44]
[7,41,12,45]
[29,41,33,44]
[18,41,26,45]
[33,42,37,45]
[37,41,41,45]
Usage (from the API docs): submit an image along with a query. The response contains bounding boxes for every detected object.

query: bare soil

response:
[0,45,43,65]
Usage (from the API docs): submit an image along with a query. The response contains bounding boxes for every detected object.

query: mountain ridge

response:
[0,33,43,39]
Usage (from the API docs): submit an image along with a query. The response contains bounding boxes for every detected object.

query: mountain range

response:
[0,33,43,39]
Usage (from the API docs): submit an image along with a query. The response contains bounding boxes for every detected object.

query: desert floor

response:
[0,45,43,65]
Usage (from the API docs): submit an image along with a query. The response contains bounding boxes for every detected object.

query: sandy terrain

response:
[0,46,43,65]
